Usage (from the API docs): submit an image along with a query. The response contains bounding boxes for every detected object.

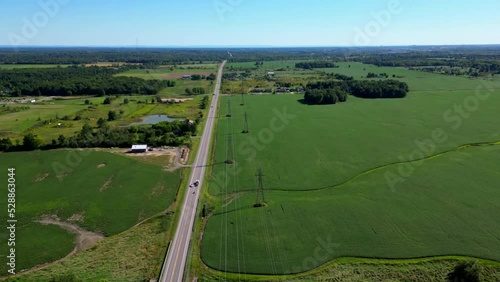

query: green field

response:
[223,60,499,95]
[0,95,204,141]
[158,79,215,98]
[8,215,173,282]
[115,64,217,98]
[200,68,500,275]
[0,150,181,273]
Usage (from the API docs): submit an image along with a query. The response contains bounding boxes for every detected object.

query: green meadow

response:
[116,63,218,97]
[0,95,204,141]
[200,66,500,275]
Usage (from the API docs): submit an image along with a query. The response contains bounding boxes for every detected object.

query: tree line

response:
[185,87,206,95]
[295,61,337,69]
[0,66,172,96]
[0,119,197,152]
[304,78,409,104]
[0,48,230,65]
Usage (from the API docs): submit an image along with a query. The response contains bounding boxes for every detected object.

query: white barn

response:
[131,144,148,153]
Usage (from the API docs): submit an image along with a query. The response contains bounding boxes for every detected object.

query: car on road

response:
[193,180,200,187]
[189,184,193,188]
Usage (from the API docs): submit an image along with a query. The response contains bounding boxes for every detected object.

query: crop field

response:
[200,70,500,274]
[0,149,181,273]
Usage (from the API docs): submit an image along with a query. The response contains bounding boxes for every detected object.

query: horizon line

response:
[1,43,500,49]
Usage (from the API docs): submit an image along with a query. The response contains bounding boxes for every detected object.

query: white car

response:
[189,184,193,188]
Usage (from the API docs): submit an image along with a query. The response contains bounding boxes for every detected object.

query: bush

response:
[447,260,481,282]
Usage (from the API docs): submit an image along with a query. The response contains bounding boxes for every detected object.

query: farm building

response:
[131,144,148,153]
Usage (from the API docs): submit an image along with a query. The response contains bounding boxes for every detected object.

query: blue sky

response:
[0,0,499,47]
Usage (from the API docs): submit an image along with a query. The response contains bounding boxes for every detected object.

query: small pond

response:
[130,115,184,126]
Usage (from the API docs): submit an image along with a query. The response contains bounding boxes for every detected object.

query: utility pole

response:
[254,168,266,207]
[242,112,249,134]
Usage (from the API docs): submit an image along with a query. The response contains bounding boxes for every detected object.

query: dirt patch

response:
[97,163,106,168]
[38,217,104,252]
[68,212,85,222]
[99,175,114,192]
[162,71,213,79]
[124,148,178,169]
[34,172,49,182]
[161,98,193,103]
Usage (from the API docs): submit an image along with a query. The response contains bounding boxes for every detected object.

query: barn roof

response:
[131,144,148,150]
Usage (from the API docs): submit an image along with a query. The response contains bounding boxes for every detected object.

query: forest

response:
[0,66,172,96]
[304,79,409,104]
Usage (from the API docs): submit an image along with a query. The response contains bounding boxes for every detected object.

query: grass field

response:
[200,68,500,275]
[6,215,173,282]
[0,95,204,141]
[115,64,217,80]
[116,63,218,98]
[0,150,181,274]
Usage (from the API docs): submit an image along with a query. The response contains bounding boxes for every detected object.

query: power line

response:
[254,168,266,207]
[242,112,249,134]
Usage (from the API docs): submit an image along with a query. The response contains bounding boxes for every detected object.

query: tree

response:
[123,98,129,104]
[57,135,66,146]
[447,260,481,282]
[97,118,107,128]
[84,99,90,105]
[80,123,93,138]
[23,133,43,150]
[98,89,106,96]
[103,97,112,104]
[107,111,117,121]
[0,138,13,151]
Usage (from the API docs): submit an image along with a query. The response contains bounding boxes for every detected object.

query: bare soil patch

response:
[97,163,106,168]
[67,212,85,222]
[38,217,104,252]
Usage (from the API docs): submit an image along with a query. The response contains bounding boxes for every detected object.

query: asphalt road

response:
[160,60,226,282]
